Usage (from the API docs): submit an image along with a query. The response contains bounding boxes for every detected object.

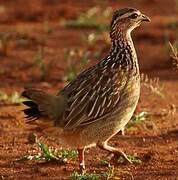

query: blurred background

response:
[0,0,178,179]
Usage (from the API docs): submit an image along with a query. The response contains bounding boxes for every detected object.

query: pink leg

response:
[77,148,85,174]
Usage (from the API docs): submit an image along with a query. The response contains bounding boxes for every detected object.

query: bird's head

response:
[110,8,150,39]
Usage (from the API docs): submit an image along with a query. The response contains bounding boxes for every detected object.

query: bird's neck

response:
[109,29,139,75]
[110,29,135,54]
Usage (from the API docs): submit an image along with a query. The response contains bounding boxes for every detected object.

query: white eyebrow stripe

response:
[119,11,141,19]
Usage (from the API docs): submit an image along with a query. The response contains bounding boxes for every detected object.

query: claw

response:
[112,153,132,164]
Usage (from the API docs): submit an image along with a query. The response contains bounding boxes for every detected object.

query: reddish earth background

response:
[0,0,178,179]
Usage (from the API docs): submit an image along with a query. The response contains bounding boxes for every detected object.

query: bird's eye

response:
[130,13,138,19]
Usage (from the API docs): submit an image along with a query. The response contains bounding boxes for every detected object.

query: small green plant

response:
[70,166,114,180]
[54,148,78,162]
[101,165,114,179]
[33,46,51,81]
[169,42,178,69]
[43,19,53,34]
[82,32,99,45]
[126,111,149,129]
[63,48,90,82]
[0,91,25,105]
[70,159,114,180]
[63,49,78,82]
[70,171,100,180]
[98,159,110,166]
[63,7,112,31]
[82,31,110,46]
[121,111,149,135]
[117,154,142,165]
[17,140,78,163]
[166,20,178,30]
[141,73,165,98]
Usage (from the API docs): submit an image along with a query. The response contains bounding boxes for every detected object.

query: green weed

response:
[43,19,53,34]
[126,111,149,129]
[63,48,90,82]
[33,46,51,81]
[0,91,25,105]
[169,42,178,69]
[70,166,114,180]
[117,154,142,165]
[98,159,110,166]
[63,7,112,31]
[70,171,100,180]
[141,74,165,98]
[101,165,114,179]
[70,159,114,180]
[81,31,110,46]
[17,141,78,163]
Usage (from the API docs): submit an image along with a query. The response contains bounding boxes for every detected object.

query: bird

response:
[22,8,150,173]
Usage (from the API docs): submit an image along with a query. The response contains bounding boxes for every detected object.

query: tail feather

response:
[23,107,41,120]
[22,90,47,121]
[22,89,62,122]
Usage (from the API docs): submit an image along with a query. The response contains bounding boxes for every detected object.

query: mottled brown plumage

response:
[22,8,150,173]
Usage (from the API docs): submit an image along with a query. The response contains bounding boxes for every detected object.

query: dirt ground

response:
[0,0,178,179]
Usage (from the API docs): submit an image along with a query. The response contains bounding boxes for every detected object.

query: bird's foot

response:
[111,152,132,164]
[105,151,132,164]
[97,142,132,164]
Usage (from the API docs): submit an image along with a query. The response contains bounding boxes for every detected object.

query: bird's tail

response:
[22,89,61,122]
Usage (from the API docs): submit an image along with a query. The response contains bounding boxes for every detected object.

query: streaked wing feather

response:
[64,90,91,128]
[59,54,126,129]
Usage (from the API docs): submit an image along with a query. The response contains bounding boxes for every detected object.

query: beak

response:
[140,14,151,22]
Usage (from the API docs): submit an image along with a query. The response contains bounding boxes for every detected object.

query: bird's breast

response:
[112,73,140,131]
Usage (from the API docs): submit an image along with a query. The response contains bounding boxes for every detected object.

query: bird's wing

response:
[58,56,127,129]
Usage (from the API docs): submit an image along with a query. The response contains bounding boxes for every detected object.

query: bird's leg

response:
[97,142,132,163]
[77,148,85,174]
